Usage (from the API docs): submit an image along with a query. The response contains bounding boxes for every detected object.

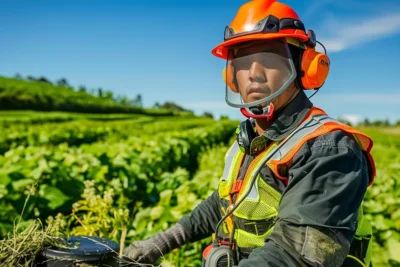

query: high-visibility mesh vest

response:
[217,107,376,266]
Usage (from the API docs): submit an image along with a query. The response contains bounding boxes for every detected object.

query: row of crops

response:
[0,111,399,266]
[0,111,237,266]
[359,128,400,266]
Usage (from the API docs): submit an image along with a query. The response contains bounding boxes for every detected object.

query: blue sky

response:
[0,0,399,123]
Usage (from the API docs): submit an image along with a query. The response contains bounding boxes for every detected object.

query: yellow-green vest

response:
[217,107,375,266]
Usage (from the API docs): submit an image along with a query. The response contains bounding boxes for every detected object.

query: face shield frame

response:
[224,38,298,110]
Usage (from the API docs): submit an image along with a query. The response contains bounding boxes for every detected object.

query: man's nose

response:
[248,62,266,83]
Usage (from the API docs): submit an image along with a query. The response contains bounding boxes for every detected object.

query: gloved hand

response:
[123,223,189,264]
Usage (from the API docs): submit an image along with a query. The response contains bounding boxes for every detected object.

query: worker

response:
[124,0,376,266]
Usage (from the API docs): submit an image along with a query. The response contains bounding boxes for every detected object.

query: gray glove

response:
[123,223,189,264]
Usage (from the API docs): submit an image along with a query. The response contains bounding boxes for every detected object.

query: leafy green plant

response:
[358,128,400,267]
[2,107,399,267]
[0,118,237,236]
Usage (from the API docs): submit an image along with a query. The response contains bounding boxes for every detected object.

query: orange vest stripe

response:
[267,107,376,186]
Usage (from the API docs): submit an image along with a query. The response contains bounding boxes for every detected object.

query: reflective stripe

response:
[219,142,245,198]
[247,179,259,200]
[236,113,333,202]
[222,142,240,181]
[269,114,336,161]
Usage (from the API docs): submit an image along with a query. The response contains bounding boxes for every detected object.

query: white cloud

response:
[312,92,400,122]
[304,0,336,18]
[319,13,400,53]
[338,114,363,125]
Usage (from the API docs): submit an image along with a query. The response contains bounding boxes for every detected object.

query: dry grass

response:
[0,178,68,266]
[0,181,161,267]
[0,219,68,267]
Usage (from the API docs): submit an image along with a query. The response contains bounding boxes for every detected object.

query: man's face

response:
[230,39,294,107]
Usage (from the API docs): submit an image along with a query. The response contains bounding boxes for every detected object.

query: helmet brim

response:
[211,32,309,60]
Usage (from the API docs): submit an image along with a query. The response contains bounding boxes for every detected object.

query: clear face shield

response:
[224,38,297,113]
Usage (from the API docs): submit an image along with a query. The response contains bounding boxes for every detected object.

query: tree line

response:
[0,74,219,118]
[338,118,400,127]
[14,73,143,108]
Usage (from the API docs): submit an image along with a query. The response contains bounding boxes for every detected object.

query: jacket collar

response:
[262,90,313,141]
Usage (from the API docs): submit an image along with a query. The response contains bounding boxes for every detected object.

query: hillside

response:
[0,76,175,116]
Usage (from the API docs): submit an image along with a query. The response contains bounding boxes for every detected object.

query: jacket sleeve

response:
[178,190,222,242]
[238,130,370,267]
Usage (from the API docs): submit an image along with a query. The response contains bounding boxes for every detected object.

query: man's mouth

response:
[247,85,270,95]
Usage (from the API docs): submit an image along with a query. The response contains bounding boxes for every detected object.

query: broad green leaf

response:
[0,172,10,185]
[40,185,70,210]
[150,206,164,221]
[12,178,34,191]
[133,208,151,230]
[63,154,76,166]
[364,201,386,213]
[392,209,400,221]
[0,184,8,199]
[159,190,173,206]
[388,238,400,263]
[94,166,108,182]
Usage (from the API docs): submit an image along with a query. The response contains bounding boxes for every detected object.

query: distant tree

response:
[114,95,121,103]
[372,120,383,127]
[338,117,352,126]
[15,73,23,79]
[220,115,229,121]
[37,76,53,85]
[98,88,103,98]
[363,118,371,126]
[130,94,143,107]
[27,75,36,81]
[114,95,130,105]
[153,102,161,109]
[78,85,87,93]
[104,91,113,100]
[383,119,391,127]
[26,75,53,85]
[161,102,186,112]
[56,78,69,87]
[203,112,214,119]
[136,94,142,108]
[396,120,400,126]
[121,96,130,105]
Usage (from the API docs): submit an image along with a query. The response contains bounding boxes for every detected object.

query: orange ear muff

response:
[301,48,330,90]
[222,62,238,93]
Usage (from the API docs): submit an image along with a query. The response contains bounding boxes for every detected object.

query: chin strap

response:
[240,103,275,122]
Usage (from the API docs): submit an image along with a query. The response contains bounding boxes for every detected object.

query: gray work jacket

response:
[179,90,371,267]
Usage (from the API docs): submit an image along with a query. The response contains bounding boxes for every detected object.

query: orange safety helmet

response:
[212,0,330,90]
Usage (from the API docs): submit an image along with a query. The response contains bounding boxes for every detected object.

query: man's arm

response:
[238,130,370,267]
[178,190,223,242]
[124,189,223,263]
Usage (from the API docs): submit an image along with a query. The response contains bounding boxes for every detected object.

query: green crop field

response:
[0,110,399,267]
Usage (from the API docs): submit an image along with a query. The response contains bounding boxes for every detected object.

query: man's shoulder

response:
[294,129,364,162]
